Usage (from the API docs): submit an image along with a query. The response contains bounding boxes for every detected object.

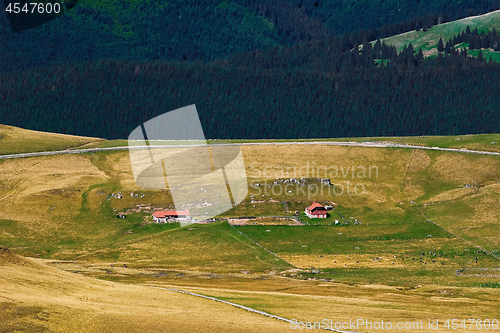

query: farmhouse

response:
[152,210,192,223]
[305,202,327,218]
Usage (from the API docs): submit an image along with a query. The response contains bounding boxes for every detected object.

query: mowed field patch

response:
[237,223,454,255]
[228,217,303,226]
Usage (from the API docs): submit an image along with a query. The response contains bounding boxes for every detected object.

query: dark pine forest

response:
[1,0,500,139]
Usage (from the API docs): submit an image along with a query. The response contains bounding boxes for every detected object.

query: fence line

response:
[229,223,296,267]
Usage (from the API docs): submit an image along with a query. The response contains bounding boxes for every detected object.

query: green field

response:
[1,128,499,298]
[2,128,500,332]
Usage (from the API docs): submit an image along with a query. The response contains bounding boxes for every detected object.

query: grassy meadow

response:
[0,124,104,155]
[1,126,500,331]
[0,249,289,333]
[1,142,499,272]
[376,9,500,59]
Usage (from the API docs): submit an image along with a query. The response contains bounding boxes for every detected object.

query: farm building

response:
[152,210,192,223]
[305,202,327,218]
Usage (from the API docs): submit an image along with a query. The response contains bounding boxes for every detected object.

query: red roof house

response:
[152,210,191,223]
[305,203,327,219]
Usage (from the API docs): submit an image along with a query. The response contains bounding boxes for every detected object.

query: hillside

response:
[3,245,500,333]
[3,3,500,139]
[2,138,500,330]
[0,124,103,155]
[1,0,500,72]
[1,54,499,140]
[377,9,500,60]
[1,142,499,269]
[3,1,500,330]
[0,247,289,332]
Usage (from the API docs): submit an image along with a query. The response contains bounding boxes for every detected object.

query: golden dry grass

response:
[1,142,500,332]
[0,155,108,224]
[101,151,149,192]
[407,149,432,173]
[429,154,500,185]
[423,187,476,204]
[2,130,500,333]
[423,183,500,250]
[29,256,500,333]
[0,248,290,333]
[147,280,500,333]
[241,144,409,183]
[0,124,103,155]
[403,150,500,252]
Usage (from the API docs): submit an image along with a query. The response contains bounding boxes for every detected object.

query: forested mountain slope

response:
[1,52,498,139]
[377,9,500,61]
[2,1,500,139]
[1,0,500,72]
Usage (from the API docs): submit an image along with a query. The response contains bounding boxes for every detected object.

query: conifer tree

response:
[437,38,444,52]
[478,51,484,62]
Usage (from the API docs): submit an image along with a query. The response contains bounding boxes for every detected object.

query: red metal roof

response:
[153,210,190,218]
[306,202,325,211]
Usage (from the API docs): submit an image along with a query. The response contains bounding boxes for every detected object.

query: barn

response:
[152,210,191,223]
[305,202,327,218]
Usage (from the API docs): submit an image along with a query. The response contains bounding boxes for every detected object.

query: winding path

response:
[2,141,500,159]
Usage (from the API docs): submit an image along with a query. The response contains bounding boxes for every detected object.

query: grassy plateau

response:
[1,126,499,332]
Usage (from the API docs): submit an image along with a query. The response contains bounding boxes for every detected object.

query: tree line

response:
[1,0,500,72]
[438,26,500,54]
[1,45,499,139]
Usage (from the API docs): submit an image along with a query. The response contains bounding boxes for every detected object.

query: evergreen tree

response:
[437,38,444,52]
[444,39,452,53]
[482,35,491,49]
[416,48,424,62]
